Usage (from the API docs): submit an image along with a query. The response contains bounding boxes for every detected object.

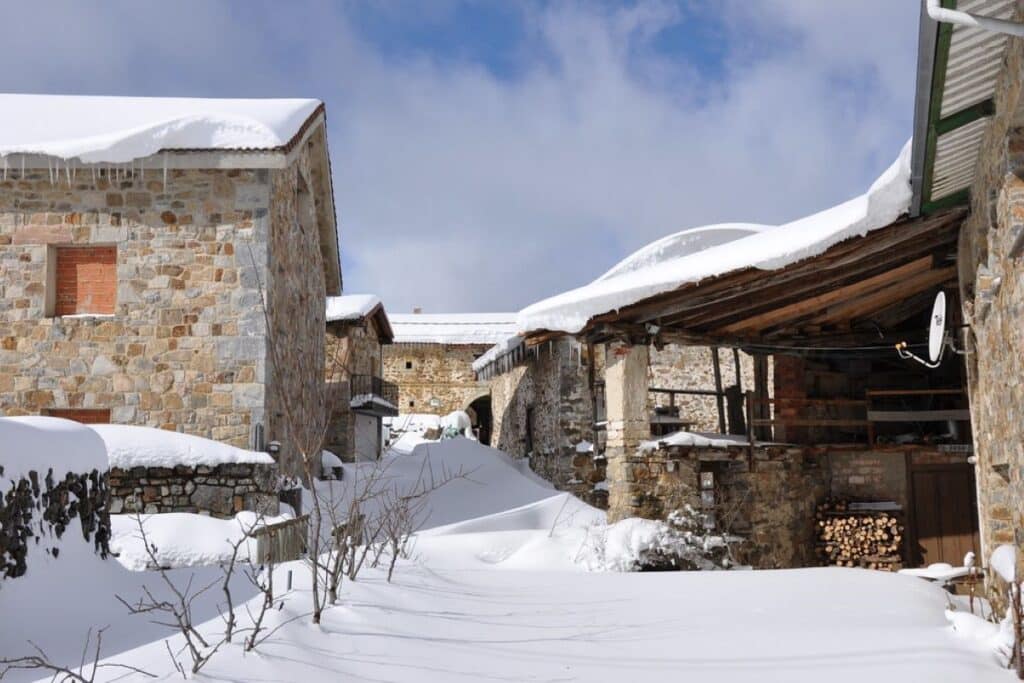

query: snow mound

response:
[326,293,382,322]
[596,223,769,282]
[0,416,107,483]
[441,410,473,438]
[640,430,749,450]
[0,93,321,163]
[110,511,295,570]
[91,424,273,469]
[518,140,913,335]
[990,544,1017,583]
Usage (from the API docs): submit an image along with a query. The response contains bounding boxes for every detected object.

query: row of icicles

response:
[0,152,171,187]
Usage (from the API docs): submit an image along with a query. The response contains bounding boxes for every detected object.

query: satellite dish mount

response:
[895,291,963,368]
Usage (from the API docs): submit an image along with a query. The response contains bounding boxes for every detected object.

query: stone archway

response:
[465,393,493,446]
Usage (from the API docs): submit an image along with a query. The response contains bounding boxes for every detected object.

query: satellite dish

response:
[928,291,946,363]
[896,290,958,369]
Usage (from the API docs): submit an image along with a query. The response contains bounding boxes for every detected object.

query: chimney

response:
[413,307,422,314]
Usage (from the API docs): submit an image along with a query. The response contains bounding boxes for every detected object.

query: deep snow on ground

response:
[101,562,1009,683]
[2,431,1013,682]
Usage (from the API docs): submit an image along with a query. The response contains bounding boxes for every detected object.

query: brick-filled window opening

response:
[44,408,111,424]
[50,246,117,316]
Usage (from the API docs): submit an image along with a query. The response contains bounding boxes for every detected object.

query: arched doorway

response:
[466,394,493,446]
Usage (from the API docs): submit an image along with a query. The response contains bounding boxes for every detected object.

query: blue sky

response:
[0,1,920,313]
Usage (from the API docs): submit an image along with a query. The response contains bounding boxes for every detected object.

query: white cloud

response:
[329,1,918,312]
[0,1,919,314]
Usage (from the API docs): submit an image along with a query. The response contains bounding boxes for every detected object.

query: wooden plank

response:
[750,418,870,427]
[867,409,971,423]
[866,388,964,397]
[800,266,957,326]
[763,397,867,407]
[714,257,936,335]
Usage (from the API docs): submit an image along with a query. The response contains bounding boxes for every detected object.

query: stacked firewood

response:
[816,499,903,570]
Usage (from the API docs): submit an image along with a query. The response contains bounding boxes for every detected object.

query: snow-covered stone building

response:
[0,94,342,481]
[324,294,397,462]
[382,312,517,444]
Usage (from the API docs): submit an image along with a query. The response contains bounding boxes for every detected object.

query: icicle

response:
[47,158,53,185]
[92,166,96,184]
[65,161,71,186]
[140,158,145,181]
[163,152,168,188]
[2,156,7,181]
[20,155,25,179]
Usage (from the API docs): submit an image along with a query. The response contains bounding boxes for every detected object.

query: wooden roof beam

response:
[800,266,957,327]
[712,256,936,336]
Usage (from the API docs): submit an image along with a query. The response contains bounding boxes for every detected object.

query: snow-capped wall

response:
[0,417,112,581]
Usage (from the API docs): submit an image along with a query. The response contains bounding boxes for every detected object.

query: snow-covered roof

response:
[92,424,273,469]
[518,140,913,336]
[325,294,393,342]
[326,294,382,322]
[389,313,519,345]
[0,93,323,163]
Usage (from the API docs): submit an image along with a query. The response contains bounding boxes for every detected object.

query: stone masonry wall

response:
[487,342,759,507]
[265,141,328,479]
[958,15,1024,576]
[383,343,489,414]
[0,167,270,449]
[648,345,758,432]
[488,339,601,505]
[620,444,827,569]
[108,463,278,518]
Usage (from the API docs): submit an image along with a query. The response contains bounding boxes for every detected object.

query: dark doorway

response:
[468,395,492,446]
[908,463,980,566]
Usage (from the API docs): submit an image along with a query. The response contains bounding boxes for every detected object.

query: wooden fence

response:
[249,514,309,564]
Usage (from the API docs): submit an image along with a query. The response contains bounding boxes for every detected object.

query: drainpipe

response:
[926,0,1024,38]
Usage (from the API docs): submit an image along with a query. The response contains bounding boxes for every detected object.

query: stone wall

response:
[108,463,278,518]
[265,140,329,479]
[488,339,602,504]
[958,17,1024,574]
[621,443,827,569]
[383,343,489,413]
[486,341,760,507]
[0,167,270,450]
[648,345,758,432]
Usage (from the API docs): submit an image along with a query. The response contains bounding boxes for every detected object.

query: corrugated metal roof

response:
[924,0,1015,206]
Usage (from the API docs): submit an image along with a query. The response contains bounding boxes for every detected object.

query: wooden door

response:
[909,465,980,567]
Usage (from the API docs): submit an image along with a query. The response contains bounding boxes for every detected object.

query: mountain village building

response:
[382,312,516,444]
[324,294,396,462]
[0,94,341,483]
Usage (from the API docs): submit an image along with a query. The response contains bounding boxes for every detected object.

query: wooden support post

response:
[711,346,726,434]
[745,390,755,469]
[733,347,742,392]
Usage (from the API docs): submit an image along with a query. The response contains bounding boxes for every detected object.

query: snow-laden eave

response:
[0,95,326,169]
[517,140,915,337]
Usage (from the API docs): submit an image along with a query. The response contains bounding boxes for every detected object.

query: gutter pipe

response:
[926,0,1024,38]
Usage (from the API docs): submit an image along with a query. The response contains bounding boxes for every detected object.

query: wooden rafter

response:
[712,257,937,335]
